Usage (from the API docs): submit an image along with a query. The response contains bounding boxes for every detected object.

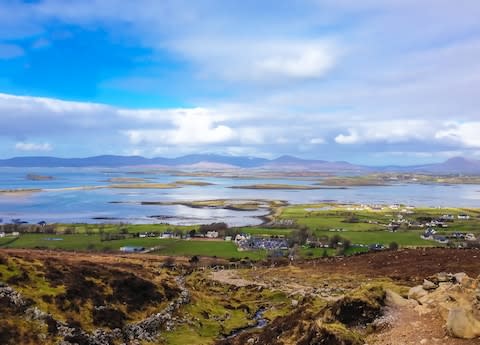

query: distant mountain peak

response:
[0,154,479,174]
[445,156,478,164]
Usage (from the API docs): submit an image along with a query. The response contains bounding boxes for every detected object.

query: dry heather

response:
[2,248,480,345]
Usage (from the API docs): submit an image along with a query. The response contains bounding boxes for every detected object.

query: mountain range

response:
[0,154,479,174]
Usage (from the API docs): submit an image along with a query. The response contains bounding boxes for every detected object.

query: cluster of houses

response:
[346,204,415,213]
[386,213,462,231]
[441,214,471,220]
[421,228,476,244]
[235,234,289,251]
[137,230,220,239]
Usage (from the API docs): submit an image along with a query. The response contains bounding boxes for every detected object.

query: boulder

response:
[436,272,452,283]
[423,279,437,291]
[408,286,428,301]
[385,290,416,308]
[454,273,468,284]
[446,307,480,339]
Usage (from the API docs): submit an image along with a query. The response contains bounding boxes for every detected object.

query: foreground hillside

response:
[1,248,480,344]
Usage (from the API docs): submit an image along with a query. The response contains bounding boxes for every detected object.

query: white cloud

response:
[334,120,432,144]
[435,122,480,148]
[335,130,359,144]
[15,142,52,152]
[174,39,339,82]
[125,112,235,146]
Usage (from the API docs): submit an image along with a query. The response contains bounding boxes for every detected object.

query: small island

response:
[26,174,54,181]
[109,183,181,189]
[229,183,346,190]
[105,177,148,183]
[174,180,214,186]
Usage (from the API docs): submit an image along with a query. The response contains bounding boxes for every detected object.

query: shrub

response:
[388,242,399,250]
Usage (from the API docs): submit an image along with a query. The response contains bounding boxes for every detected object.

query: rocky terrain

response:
[1,248,480,344]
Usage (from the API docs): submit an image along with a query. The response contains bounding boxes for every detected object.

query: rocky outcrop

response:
[0,276,190,345]
[408,272,480,339]
[124,276,190,341]
[0,283,28,310]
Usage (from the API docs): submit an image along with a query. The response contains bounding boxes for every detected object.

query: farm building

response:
[119,246,145,253]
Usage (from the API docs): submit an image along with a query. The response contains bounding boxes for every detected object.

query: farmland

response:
[1,202,480,259]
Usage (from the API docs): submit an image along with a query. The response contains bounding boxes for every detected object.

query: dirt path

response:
[212,270,267,287]
[367,305,478,345]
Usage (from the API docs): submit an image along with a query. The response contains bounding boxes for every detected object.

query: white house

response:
[466,233,476,241]
[206,231,219,238]
[0,232,5,238]
[235,234,250,242]
[458,214,471,220]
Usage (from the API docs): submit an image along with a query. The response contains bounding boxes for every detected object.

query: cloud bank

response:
[0,1,479,163]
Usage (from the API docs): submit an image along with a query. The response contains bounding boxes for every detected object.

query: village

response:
[1,203,480,257]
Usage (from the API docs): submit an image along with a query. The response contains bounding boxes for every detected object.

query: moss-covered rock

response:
[328,284,385,327]
[298,321,364,345]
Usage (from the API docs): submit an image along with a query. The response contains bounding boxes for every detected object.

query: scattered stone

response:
[446,307,480,339]
[408,286,428,301]
[371,311,395,331]
[454,273,468,284]
[386,290,416,308]
[436,272,451,283]
[423,279,437,291]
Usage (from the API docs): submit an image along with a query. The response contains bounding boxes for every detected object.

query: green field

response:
[280,205,388,231]
[235,227,293,236]
[278,203,480,247]
[54,223,198,234]
[1,203,479,259]
[149,239,266,260]
[313,230,434,246]
[0,234,265,259]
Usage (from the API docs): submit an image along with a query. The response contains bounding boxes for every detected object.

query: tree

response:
[343,239,352,251]
[189,255,199,265]
[329,235,343,249]
[174,229,183,239]
[64,227,75,234]
[389,242,399,250]
[288,226,311,247]
[343,215,359,223]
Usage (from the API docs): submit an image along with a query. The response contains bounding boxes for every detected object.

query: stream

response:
[224,307,268,339]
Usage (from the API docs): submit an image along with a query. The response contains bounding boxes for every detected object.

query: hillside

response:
[1,248,480,345]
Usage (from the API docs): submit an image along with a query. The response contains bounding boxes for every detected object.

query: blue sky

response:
[0,0,480,164]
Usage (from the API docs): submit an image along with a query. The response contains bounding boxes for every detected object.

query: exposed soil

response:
[300,248,480,285]
[366,304,478,345]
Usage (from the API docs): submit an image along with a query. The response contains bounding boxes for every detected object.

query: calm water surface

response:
[1,168,480,226]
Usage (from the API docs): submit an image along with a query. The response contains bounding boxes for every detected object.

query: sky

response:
[0,0,480,164]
